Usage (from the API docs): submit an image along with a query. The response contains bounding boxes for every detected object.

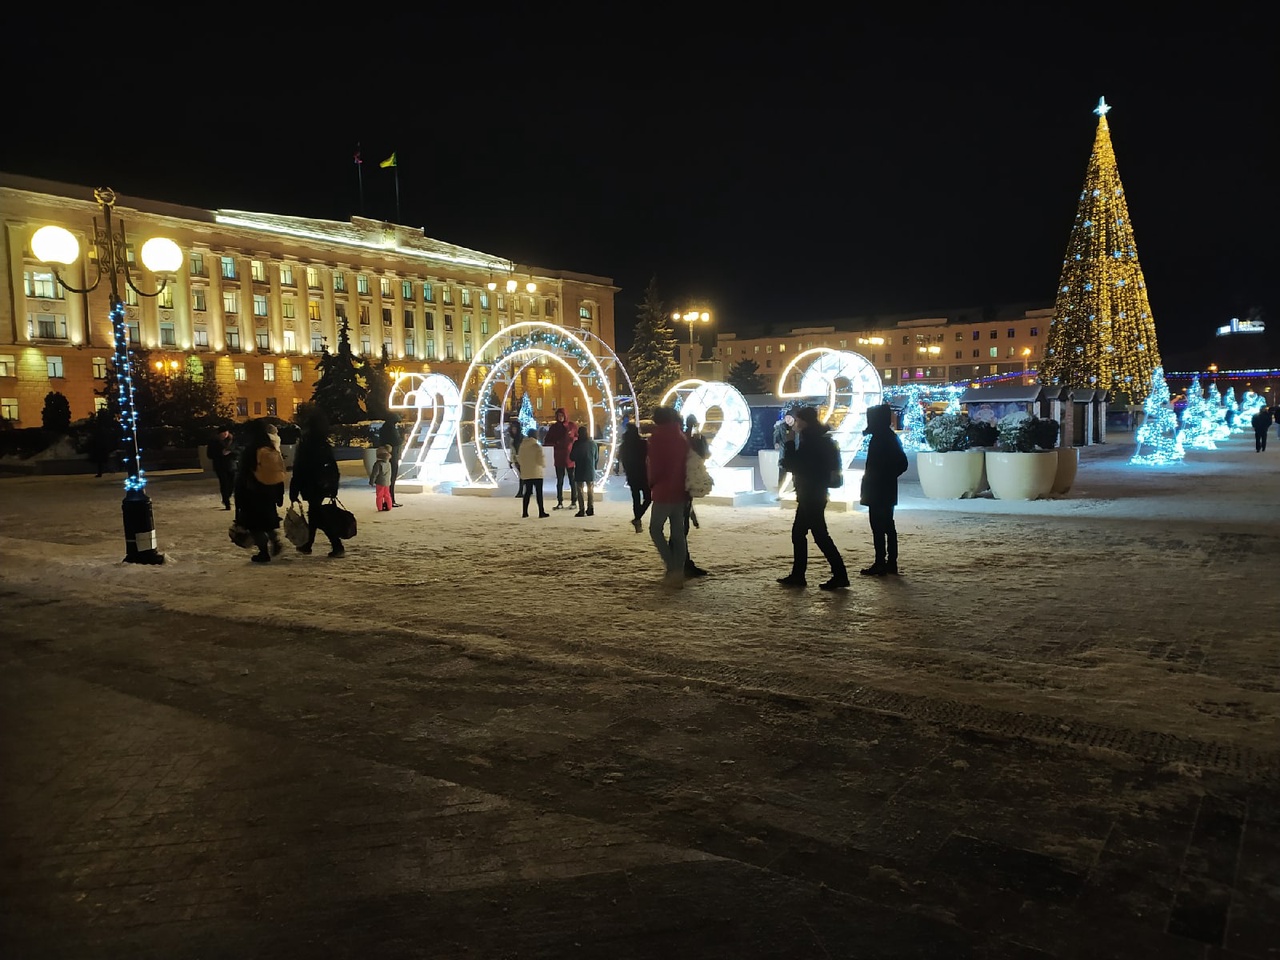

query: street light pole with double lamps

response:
[672,309,711,374]
[30,188,183,564]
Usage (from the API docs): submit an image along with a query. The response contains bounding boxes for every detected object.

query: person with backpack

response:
[776,406,849,590]
[289,409,345,558]
[858,402,909,576]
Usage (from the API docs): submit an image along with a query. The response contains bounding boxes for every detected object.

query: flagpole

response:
[394,165,401,223]
[355,143,365,217]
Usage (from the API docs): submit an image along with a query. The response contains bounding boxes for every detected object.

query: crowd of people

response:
[213,403,911,588]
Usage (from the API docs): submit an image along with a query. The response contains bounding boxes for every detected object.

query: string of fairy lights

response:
[110,299,148,493]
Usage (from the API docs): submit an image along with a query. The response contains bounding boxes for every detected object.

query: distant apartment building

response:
[0,174,617,426]
[710,304,1055,393]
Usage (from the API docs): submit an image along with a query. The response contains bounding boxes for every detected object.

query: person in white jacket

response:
[515,429,550,518]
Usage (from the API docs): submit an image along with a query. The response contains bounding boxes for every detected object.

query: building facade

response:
[0,174,618,427]
[710,303,1055,395]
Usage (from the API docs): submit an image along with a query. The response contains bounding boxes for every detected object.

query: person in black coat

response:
[619,422,651,533]
[289,411,345,557]
[234,420,286,562]
[376,413,404,507]
[1252,405,1273,452]
[207,425,237,509]
[776,406,848,590]
[859,403,909,577]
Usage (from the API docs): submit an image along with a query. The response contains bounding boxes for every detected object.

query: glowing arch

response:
[659,378,706,412]
[677,381,752,469]
[388,373,466,483]
[777,349,882,468]
[459,322,624,486]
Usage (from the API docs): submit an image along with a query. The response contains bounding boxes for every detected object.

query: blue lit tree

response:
[518,393,537,435]
[898,384,930,452]
[1131,367,1184,465]
[1178,375,1217,450]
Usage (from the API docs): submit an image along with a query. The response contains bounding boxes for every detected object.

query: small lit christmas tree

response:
[1130,366,1183,465]
[898,384,930,452]
[1240,390,1266,422]
[1040,98,1162,402]
[1178,375,1217,450]
[518,393,537,435]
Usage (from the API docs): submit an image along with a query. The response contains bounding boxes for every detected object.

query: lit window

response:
[882,370,893,380]
[91,357,106,378]
[160,322,176,346]
[425,340,436,359]
[263,363,276,382]
[189,252,205,276]
[234,362,246,382]
[333,272,346,293]
[445,340,455,360]
[251,260,267,282]
[0,398,17,420]
[579,304,592,320]
[292,365,302,382]
[256,331,270,350]
[283,330,296,353]
[33,314,68,339]
[357,275,370,295]
[47,356,64,378]
[461,288,472,307]
[227,330,241,351]
[266,398,277,417]
[307,267,320,289]
[359,334,371,354]
[442,286,453,305]
[359,305,370,324]
[157,285,174,309]
[462,316,471,334]
[480,292,489,310]
[192,288,207,311]
[990,348,999,358]
[236,398,248,417]
[220,256,237,279]
[193,330,209,348]
[380,277,393,298]
[308,300,321,321]
[405,336,415,357]
[311,333,324,352]
[280,265,294,286]
[24,270,62,299]
[223,291,239,314]
[124,286,139,306]
[402,280,413,300]
[480,318,489,336]
[94,397,107,412]
[423,282,433,302]
[496,294,506,311]
[282,300,296,320]
[253,294,269,317]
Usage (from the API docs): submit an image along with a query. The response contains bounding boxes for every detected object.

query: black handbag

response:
[318,498,357,540]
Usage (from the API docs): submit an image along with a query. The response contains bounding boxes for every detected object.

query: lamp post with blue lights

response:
[31,187,183,564]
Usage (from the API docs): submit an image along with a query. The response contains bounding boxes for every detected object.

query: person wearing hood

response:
[618,422,651,533]
[646,406,691,589]
[776,406,848,590]
[289,409,345,557]
[569,424,598,516]
[858,402,909,576]
[543,407,575,509]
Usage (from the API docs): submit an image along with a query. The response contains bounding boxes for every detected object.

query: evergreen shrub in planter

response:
[918,413,988,499]
[986,413,1059,499]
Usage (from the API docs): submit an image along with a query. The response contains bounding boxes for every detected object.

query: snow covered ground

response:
[1,434,1278,763]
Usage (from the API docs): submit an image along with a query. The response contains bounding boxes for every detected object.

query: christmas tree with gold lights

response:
[1040,97,1162,402]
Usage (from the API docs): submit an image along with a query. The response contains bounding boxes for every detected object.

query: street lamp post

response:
[31,188,183,564]
[672,309,711,374]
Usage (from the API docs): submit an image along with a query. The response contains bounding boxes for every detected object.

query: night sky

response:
[3,13,1275,359]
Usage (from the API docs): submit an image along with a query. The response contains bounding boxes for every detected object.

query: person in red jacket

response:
[646,406,691,589]
[542,408,574,509]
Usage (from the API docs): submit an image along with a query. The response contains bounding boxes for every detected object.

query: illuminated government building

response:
[0,174,617,426]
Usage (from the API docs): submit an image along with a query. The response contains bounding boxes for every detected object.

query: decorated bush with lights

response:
[1130,366,1184,465]
[1178,376,1218,450]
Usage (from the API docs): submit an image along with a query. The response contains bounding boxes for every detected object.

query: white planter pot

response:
[1052,446,1079,495]
[984,450,1057,500]
[916,450,988,499]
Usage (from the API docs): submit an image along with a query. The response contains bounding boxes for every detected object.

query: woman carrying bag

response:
[289,410,346,558]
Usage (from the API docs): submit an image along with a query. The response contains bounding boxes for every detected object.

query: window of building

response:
[1007,328,1016,338]
[357,274,370,295]
[545,299,556,318]
[382,308,393,325]
[461,288,471,307]
[189,252,205,276]
[399,280,411,300]
[765,359,772,368]
[255,330,269,350]
[990,365,1000,375]
[1,398,18,420]
[359,334,371,354]
[442,286,453,305]
[380,277,393,298]
[444,340,455,360]
[236,397,248,417]
[765,345,772,354]
[579,304,593,320]
[124,285,139,307]
[358,305,370,324]
[381,335,392,356]
[444,314,453,333]
[125,244,136,267]
[250,260,267,282]
[280,265,294,286]
[90,356,106,378]
[403,309,415,329]
[955,350,963,359]
[884,352,892,362]
[234,362,246,381]
[223,291,239,314]
[283,330,296,353]
[32,314,68,339]
[194,330,209,348]
[156,285,174,309]
[94,397,107,412]
[292,365,302,382]
[266,397,277,417]
[989,347,999,358]
[425,311,435,331]
[496,294,506,311]
[46,356,64,378]
[253,294,268,317]
[160,322,176,346]
[425,339,436,359]
[479,291,489,310]
[423,282,433,302]
[779,344,786,353]
[972,331,981,341]
[192,288,207,312]
[0,355,14,377]
[24,270,62,299]
[311,333,324,352]
[989,330,998,339]
[282,300,296,320]
[463,340,473,361]
[336,305,347,322]
[126,319,140,343]
[333,272,346,293]
[1030,327,1039,337]
[480,318,489,336]
[220,256,237,279]
[227,330,241,351]
[307,266,321,289]
[462,316,472,334]
[972,349,980,358]
[263,363,275,382]
[308,300,321,321]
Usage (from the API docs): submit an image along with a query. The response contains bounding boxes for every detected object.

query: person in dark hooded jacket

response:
[289,410,345,557]
[618,422,651,532]
[859,403,909,576]
[776,406,848,590]
[543,408,575,509]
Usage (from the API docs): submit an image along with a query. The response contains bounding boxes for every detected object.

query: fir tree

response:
[41,392,72,432]
[518,393,537,435]
[98,348,233,447]
[726,358,768,396]
[1131,366,1184,464]
[311,319,367,425]
[1178,375,1217,450]
[626,277,682,417]
[1040,98,1163,402]
[898,384,930,452]
[363,345,393,422]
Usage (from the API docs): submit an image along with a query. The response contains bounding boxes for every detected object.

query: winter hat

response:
[793,407,820,427]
